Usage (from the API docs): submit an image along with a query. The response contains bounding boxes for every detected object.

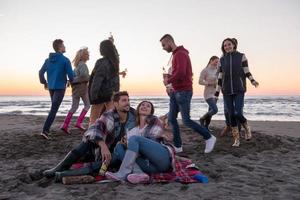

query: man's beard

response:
[119,105,130,113]
[166,46,172,53]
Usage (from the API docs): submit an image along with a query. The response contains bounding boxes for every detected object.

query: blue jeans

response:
[168,91,211,147]
[118,136,172,173]
[42,89,65,133]
[223,93,246,127]
[205,98,218,116]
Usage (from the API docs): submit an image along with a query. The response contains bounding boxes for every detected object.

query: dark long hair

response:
[221,38,237,55]
[206,56,219,68]
[100,40,120,75]
[136,101,154,126]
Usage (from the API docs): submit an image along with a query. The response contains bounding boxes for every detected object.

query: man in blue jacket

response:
[39,39,74,139]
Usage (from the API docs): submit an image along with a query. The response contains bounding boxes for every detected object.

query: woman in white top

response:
[198,56,219,129]
[106,101,174,184]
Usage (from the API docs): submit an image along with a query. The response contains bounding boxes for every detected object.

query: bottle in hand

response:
[99,161,108,176]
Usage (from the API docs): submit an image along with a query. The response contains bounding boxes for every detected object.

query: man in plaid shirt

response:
[43,91,136,180]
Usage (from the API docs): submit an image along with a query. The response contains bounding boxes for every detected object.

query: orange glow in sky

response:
[0,1,299,96]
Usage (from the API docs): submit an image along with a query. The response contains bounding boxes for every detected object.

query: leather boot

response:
[242,121,252,140]
[205,115,212,130]
[231,127,240,147]
[61,112,73,134]
[54,161,101,182]
[199,113,210,126]
[220,125,231,137]
[43,151,78,178]
[105,150,137,181]
[75,109,88,131]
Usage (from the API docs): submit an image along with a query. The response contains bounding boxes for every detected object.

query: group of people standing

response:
[39,36,124,139]
[39,34,258,184]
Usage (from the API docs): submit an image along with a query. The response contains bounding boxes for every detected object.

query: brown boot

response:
[242,122,252,140]
[220,125,231,137]
[231,127,240,147]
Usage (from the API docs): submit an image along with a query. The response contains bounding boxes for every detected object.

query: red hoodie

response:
[167,46,193,92]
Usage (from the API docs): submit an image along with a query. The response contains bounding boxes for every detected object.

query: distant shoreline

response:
[1,95,300,97]
[0,114,299,138]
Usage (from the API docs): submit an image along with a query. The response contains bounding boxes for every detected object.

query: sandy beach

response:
[0,114,299,200]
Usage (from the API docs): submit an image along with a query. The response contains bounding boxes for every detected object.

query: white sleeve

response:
[126,127,140,140]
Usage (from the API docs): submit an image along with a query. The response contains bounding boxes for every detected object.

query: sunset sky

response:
[0,0,299,96]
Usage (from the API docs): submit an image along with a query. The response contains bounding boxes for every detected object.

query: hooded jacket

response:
[167,46,193,92]
[39,52,74,89]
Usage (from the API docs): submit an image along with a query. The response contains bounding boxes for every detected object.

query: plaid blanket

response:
[71,157,205,184]
[150,158,201,184]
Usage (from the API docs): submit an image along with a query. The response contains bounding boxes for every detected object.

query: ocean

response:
[0,96,299,121]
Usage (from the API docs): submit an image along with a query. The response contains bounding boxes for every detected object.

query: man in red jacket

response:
[160,34,216,154]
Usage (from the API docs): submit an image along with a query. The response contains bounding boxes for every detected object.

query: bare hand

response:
[162,130,173,142]
[98,141,111,164]
[252,80,259,88]
[44,83,48,90]
[166,87,173,95]
[120,71,127,78]
[108,33,114,43]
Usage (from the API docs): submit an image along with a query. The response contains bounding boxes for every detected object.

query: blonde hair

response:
[72,47,88,67]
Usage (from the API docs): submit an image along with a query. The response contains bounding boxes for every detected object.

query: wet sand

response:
[0,114,299,200]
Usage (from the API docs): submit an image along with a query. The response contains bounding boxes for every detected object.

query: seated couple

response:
[43,91,207,183]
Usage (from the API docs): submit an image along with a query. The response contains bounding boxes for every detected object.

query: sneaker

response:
[40,132,50,140]
[127,173,150,184]
[204,135,216,153]
[174,146,183,153]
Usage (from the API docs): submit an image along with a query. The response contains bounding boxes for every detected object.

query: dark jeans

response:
[223,93,247,127]
[63,141,121,175]
[205,98,218,116]
[168,91,211,148]
[42,89,65,133]
[223,99,230,126]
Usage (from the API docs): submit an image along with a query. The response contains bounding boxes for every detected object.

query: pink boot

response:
[75,109,88,131]
[127,173,150,184]
[61,112,73,134]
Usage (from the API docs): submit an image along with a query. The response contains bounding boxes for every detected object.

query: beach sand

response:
[0,114,299,200]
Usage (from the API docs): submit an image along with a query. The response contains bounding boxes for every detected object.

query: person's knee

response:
[128,135,141,144]
[182,117,192,126]
[212,107,218,115]
[70,105,79,113]
[234,111,243,119]
[114,143,126,153]
[52,100,62,109]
